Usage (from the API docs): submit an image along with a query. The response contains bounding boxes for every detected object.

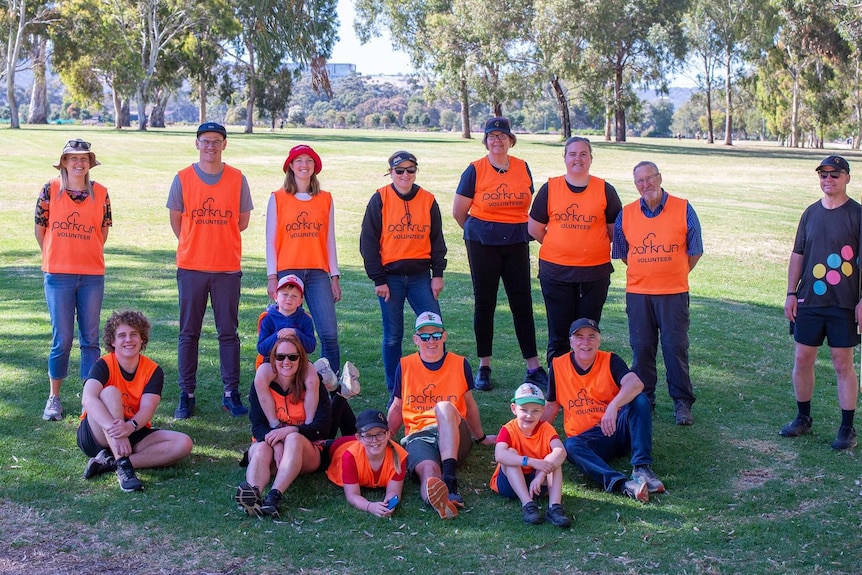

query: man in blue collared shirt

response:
[612,161,703,425]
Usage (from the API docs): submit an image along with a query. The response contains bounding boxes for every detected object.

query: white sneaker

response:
[340,361,361,398]
[314,358,339,392]
[42,396,64,421]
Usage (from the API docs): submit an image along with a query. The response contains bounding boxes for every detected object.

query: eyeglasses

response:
[634,173,661,187]
[274,352,300,362]
[819,171,845,179]
[416,331,444,342]
[486,133,509,141]
[66,139,91,151]
[198,138,224,147]
[393,166,417,175]
[359,431,387,443]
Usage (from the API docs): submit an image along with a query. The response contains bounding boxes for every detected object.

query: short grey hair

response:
[633,161,659,176]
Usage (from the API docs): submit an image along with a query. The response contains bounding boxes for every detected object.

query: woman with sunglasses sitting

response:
[235,335,330,518]
[35,139,111,422]
[359,151,447,396]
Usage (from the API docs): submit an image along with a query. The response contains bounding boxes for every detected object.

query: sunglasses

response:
[393,167,417,175]
[66,139,91,151]
[819,171,845,179]
[416,331,444,342]
[274,352,300,362]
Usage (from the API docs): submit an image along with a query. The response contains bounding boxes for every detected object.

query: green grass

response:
[1,126,862,574]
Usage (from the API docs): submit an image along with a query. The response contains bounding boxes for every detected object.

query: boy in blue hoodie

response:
[257,274,316,358]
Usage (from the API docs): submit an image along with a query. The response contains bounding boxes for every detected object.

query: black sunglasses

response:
[819,171,845,179]
[417,332,444,342]
[274,352,300,362]
[66,139,91,151]
[393,167,417,175]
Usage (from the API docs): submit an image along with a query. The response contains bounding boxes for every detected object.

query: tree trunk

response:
[199,79,207,124]
[135,87,148,130]
[121,100,131,128]
[27,36,48,124]
[614,65,626,142]
[150,88,168,128]
[705,87,714,144]
[723,52,732,146]
[790,70,800,148]
[550,74,571,139]
[492,101,502,117]
[459,74,471,139]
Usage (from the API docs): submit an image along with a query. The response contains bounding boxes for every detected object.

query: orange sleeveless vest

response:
[378,185,434,265]
[400,352,469,435]
[538,175,610,267]
[467,157,532,224]
[41,179,107,275]
[489,419,560,491]
[621,195,690,294]
[551,351,618,437]
[326,438,408,487]
[81,352,159,426]
[273,190,332,272]
[176,164,243,271]
[268,384,307,426]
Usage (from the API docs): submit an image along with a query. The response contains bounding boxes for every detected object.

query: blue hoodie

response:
[257,303,316,358]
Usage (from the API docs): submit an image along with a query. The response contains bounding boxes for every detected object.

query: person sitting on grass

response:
[387,311,495,520]
[78,310,193,492]
[542,318,664,503]
[325,408,408,517]
[490,383,570,528]
[256,274,356,439]
[235,335,330,518]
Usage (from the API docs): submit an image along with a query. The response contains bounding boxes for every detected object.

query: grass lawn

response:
[1,125,861,575]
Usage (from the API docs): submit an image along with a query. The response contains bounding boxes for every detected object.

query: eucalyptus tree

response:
[682,0,723,143]
[3,0,56,128]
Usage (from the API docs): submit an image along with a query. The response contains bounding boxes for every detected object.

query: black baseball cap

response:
[816,155,850,173]
[196,122,227,139]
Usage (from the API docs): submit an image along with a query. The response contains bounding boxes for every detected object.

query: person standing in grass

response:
[235,335,330,518]
[167,122,253,419]
[452,117,546,392]
[325,409,407,517]
[490,383,570,528]
[612,161,703,426]
[35,138,111,422]
[528,136,622,376]
[543,318,664,503]
[387,311,495,519]
[781,155,862,451]
[78,310,193,492]
[360,151,447,395]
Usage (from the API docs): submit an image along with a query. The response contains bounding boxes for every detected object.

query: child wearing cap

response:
[490,383,571,527]
[325,408,408,517]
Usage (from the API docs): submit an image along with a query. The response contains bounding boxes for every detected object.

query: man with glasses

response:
[780,155,861,450]
[612,161,703,426]
[387,311,495,518]
[166,122,253,419]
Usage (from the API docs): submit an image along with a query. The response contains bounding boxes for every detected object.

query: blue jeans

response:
[378,272,441,393]
[44,273,105,381]
[177,269,241,394]
[563,393,654,492]
[280,269,340,370]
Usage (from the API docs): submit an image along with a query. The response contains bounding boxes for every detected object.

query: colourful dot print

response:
[810,245,855,298]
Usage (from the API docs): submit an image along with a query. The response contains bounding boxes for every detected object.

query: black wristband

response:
[130,419,139,430]
[475,434,487,444]
[787,291,797,296]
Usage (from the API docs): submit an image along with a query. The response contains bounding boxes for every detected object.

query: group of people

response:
[35,116,855,524]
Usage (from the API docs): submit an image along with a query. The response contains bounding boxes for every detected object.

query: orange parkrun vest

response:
[489,419,560,492]
[400,352,469,436]
[538,175,610,267]
[41,179,107,275]
[378,185,434,266]
[269,384,307,426]
[468,157,532,224]
[80,352,159,426]
[273,190,332,272]
[176,164,243,272]
[551,351,619,437]
[621,194,690,295]
[326,438,408,487]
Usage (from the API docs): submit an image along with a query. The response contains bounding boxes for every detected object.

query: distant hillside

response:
[637,86,696,110]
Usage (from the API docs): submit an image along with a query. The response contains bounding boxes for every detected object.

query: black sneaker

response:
[83,449,116,479]
[544,504,572,528]
[260,488,283,518]
[832,425,857,450]
[524,367,549,392]
[222,389,248,417]
[235,481,263,517]
[673,399,693,426]
[779,414,812,437]
[632,464,665,493]
[174,392,195,419]
[444,476,464,508]
[475,365,493,391]
[521,501,543,525]
[116,458,143,492]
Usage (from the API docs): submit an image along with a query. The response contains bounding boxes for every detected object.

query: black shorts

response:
[77,416,158,458]
[793,307,860,348]
[401,419,472,475]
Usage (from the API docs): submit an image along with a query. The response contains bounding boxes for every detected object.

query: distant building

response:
[327,63,356,78]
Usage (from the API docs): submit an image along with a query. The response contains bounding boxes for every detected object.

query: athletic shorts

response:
[76,416,157,458]
[794,307,860,348]
[401,419,472,475]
